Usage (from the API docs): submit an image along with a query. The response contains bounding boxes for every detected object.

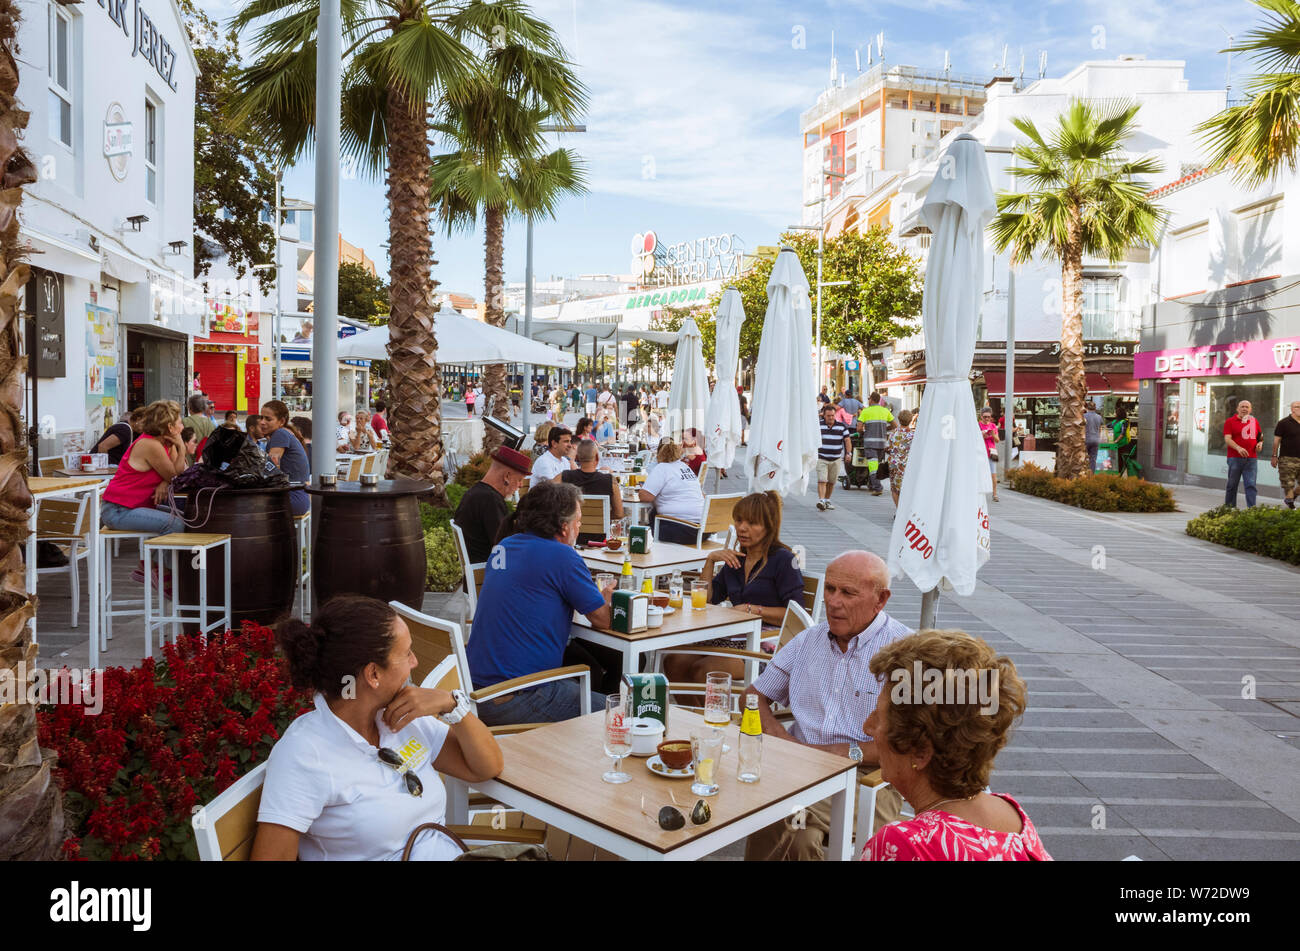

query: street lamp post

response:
[521,123,586,435]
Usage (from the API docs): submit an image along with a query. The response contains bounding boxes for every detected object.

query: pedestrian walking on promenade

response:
[1084,400,1103,473]
[887,409,916,508]
[979,408,1000,502]
[1223,398,1263,508]
[816,403,852,511]
[855,391,896,496]
[1271,400,1300,509]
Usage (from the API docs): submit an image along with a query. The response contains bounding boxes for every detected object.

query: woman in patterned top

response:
[886,409,915,508]
[861,629,1051,861]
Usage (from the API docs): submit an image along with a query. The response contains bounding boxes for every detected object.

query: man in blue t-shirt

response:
[467,481,614,725]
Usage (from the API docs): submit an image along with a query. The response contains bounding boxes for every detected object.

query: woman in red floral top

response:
[860,629,1051,861]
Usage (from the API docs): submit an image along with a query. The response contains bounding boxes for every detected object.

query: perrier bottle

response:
[737,693,762,783]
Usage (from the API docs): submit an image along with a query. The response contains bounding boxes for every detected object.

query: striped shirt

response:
[754,612,912,747]
[819,420,852,460]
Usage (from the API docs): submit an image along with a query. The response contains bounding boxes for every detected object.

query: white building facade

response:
[19,0,199,455]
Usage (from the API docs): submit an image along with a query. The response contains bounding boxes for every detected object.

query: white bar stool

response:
[294,512,311,620]
[142,533,232,657]
[100,529,155,649]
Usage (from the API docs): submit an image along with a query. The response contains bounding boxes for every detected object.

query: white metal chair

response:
[653,492,742,549]
[448,520,485,624]
[38,455,65,477]
[345,456,366,481]
[100,528,155,647]
[801,571,826,622]
[294,512,311,620]
[143,532,232,657]
[580,493,611,539]
[33,490,96,628]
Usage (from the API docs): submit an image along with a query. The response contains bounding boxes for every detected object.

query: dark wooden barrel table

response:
[307,478,435,613]
[177,486,298,629]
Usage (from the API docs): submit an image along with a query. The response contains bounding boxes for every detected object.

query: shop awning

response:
[876,373,926,387]
[19,230,101,281]
[983,370,1135,397]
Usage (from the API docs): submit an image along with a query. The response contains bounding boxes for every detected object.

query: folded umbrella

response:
[704,288,744,469]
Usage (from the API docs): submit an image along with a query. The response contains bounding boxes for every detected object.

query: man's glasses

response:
[378,747,423,797]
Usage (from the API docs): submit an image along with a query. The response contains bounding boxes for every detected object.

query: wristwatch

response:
[847,744,863,764]
[437,689,472,726]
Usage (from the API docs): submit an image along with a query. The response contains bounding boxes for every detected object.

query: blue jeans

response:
[101,501,186,535]
[1225,456,1258,508]
[474,679,605,727]
[1087,442,1099,472]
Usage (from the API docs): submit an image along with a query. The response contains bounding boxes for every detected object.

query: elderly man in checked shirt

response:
[743,550,910,861]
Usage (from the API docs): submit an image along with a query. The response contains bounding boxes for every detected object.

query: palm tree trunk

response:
[480,205,508,454]
[384,83,444,497]
[1056,214,1090,480]
[0,0,63,860]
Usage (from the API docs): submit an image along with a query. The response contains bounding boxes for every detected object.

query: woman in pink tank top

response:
[101,400,189,538]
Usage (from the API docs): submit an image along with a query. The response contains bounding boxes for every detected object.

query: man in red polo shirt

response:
[1223,399,1263,508]
[370,401,389,442]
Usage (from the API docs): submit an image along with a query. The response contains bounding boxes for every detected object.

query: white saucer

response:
[646,754,694,779]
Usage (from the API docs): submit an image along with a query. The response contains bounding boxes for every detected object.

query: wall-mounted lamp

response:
[88,235,99,252]
[166,240,186,255]
[125,214,149,231]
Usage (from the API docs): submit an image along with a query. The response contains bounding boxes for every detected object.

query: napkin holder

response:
[629,524,652,555]
[610,590,648,634]
[622,672,668,732]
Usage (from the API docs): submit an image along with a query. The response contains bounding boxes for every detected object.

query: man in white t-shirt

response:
[655,386,670,411]
[530,425,574,487]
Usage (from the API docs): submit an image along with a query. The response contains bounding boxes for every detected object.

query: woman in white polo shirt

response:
[638,439,705,545]
[252,596,503,861]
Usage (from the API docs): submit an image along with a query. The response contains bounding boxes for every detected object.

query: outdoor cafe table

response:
[579,539,712,587]
[26,477,102,662]
[444,707,858,861]
[571,600,762,682]
[53,468,116,480]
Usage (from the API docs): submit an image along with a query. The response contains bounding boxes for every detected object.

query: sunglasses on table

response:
[378,747,424,797]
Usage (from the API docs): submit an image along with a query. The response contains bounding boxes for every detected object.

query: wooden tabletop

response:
[28,477,103,494]
[580,540,711,570]
[488,707,854,854]
[143,532,232,548]
[53,468,116,478]
[574,601,755,642]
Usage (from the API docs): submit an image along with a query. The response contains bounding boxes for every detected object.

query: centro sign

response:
[631,230,745,284]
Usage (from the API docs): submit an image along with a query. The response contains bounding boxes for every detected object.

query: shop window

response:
[48,4,73,149]
[1206,380,1282,456]
[1235,198,1283,282]
[144,98,159,204]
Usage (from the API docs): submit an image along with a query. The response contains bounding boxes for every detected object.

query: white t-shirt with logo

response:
[531,450,571,486]
[642,460,704,523]
[258,693,459,861]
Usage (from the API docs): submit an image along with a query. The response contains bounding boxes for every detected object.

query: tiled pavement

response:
[30,446,1300,861]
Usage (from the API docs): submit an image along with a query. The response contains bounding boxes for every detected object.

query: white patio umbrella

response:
[747,248,819,496]
[336,307,575,367]
[665,316,708,441]
[886,134,995,625]
[703,288,744,469]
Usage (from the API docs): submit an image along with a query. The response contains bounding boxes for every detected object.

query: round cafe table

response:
[307,478,436,612]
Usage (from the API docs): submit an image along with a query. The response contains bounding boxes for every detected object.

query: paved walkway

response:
[768,463,1300,861]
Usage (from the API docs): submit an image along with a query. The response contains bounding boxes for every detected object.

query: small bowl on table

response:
[657,740,693,770]
[605,537,624,552]
[650,593,670,608]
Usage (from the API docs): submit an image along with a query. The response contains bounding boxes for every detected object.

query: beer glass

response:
[603,694,633,784]
[704,671,733,752]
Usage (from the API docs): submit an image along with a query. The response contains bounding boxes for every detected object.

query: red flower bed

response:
[37,622,313,861]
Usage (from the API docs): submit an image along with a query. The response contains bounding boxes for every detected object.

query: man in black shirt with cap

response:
[453,446,532,562]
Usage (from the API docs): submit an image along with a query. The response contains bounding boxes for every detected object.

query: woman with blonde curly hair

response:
[861,629,1051,861]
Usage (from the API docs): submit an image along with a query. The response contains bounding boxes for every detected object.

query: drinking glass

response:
[704,672,733,753]
[690,728,723,796]
[596,573,615,593]
[689,579,707,610]
[603,694,633,784]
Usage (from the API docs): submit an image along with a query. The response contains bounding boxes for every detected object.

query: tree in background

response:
[812,227,923,393]
[990,100,1164,479]
[1198,0,1300,187]
[182,0,277,290]
[0,0,63,860]
[338,262,391,325]
[429,1,586,453]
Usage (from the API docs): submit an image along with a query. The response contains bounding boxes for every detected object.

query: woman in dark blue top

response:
[664,491,804,688]
[261,400,311,515]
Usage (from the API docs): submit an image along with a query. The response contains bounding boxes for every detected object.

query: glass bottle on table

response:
[668,570,683,609]
[737,693,762,783]
[619,554,635,591]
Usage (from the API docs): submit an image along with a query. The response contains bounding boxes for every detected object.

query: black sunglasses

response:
[378,747,423,797]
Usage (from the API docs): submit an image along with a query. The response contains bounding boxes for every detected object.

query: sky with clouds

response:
[222,0,1261,298]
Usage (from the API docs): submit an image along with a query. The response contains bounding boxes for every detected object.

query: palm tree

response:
[231,0,565,488]
[989,100,1165,479]
[1198,0,1300,187]
[0,0,64,860]
[429,30,586,453]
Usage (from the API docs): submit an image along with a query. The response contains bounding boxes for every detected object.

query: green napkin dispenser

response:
[622,672,668,730]
[629,524,652,554]
[610,590,649,634]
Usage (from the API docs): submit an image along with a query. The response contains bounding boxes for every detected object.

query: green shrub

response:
[1004,463,1176,513]
[454,451,490,487]
[425,526,463,591]
[1186,504,1300,565]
